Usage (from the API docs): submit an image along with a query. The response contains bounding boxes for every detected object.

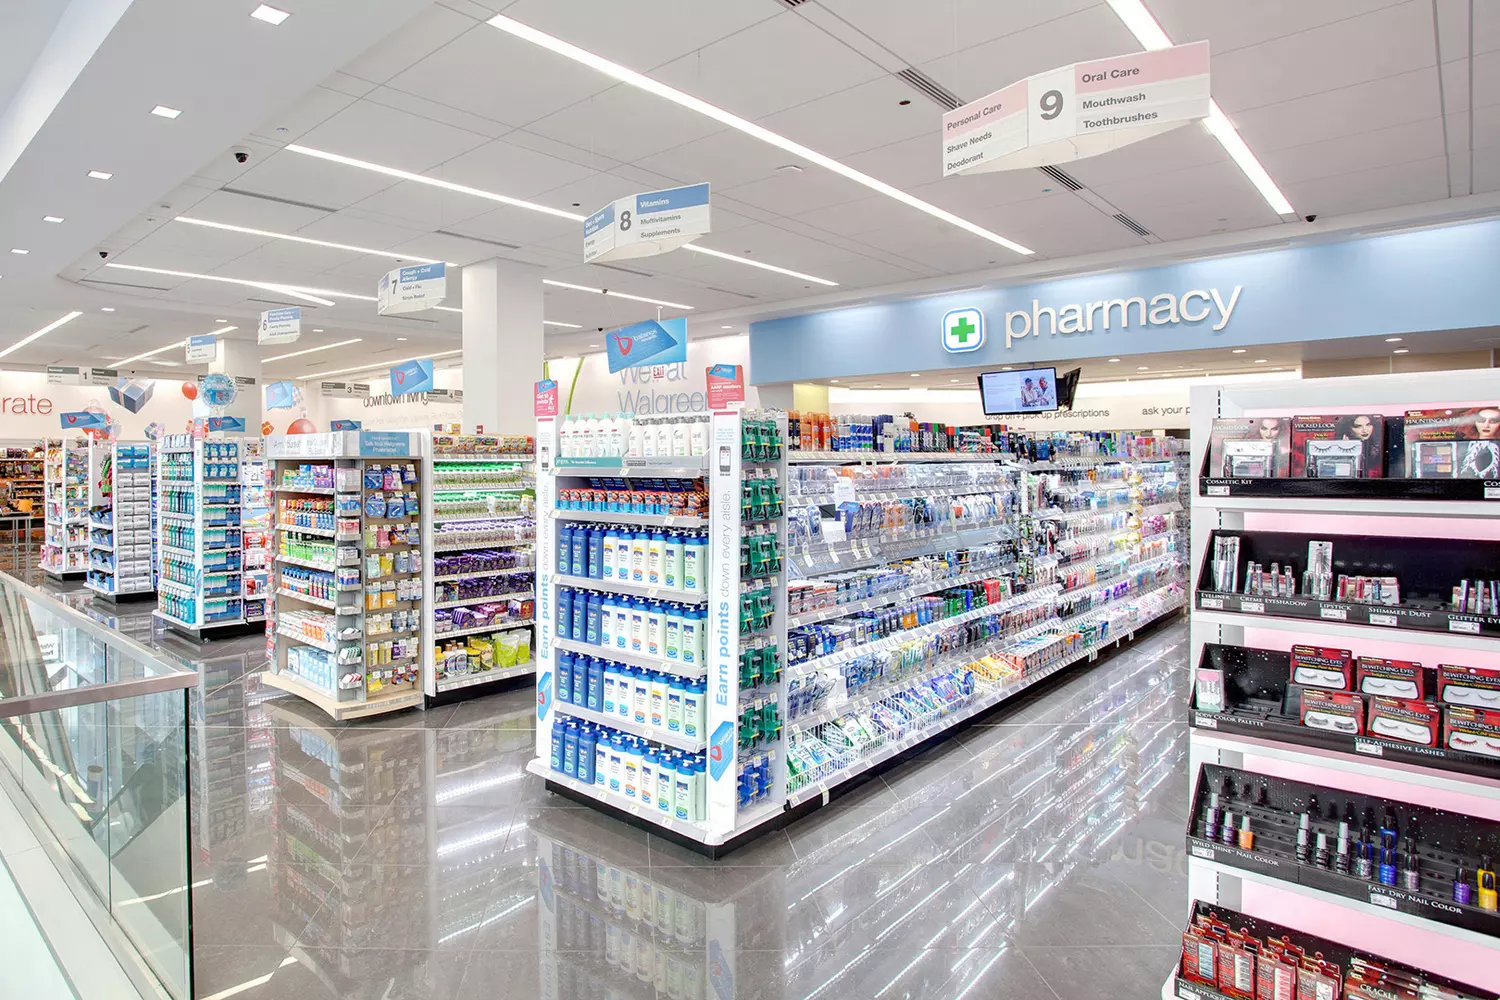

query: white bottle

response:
[613,533,633,586]
[559,415,575,457]
[654,420,671,457]
[607,413,626,457]
[614,600,632,652]
[645,601,665,658]
[632,671,650,725]
[671,419,689,457]
[646,532,665,585]
[690,416,709,456]
[641,419,658,457]
[663,534,685,591]
[629,418,645,458]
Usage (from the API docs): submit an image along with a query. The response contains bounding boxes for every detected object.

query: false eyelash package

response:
[1438,663,1500,708]
[1304,439,1364,478]
[1300,689,1363,735]
[1290,644,1353,691]
[1444,707,1500,759]
[1356,656,1424,700]
[1366,696,1441,747]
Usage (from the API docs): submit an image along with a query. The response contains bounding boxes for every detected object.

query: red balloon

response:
[287,418,317,435]
[181,382,198,400]
[261,421,274,436]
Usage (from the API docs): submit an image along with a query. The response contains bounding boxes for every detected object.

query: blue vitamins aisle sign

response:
[942,307,985,353]
[605,317,687,374]
[358,431,411,457]
[584,182,710,263]
[378,262,447,315]
[390,358,435,396]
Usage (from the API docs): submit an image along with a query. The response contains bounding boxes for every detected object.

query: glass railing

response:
[0,571,197,1000]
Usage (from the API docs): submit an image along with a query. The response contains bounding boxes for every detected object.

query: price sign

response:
[1320,606,1348,621]
[1200,596,1224,610]
[1206,484,1229,497]
[1369,612,1398,627]
[1240,600,1265,614]
[1355,740,1384,757]
[1450,619,1481,634]
[1369,891,1398,910]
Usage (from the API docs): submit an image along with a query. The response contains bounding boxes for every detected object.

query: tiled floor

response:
[27,575,1191,1000]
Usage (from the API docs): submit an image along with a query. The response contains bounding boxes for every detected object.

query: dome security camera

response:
[232,146,252,164]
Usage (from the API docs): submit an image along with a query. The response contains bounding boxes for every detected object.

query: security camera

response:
[98,250,109,259]
[232,146,251,164]
[1304,214,1318,223]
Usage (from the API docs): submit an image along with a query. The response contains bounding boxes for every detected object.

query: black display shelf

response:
[1188,763,1500,941]
[1190,642,1500,781]
[1167,900,1496,1000]
[1199,474,1500,501]
[1195,529,1500,639]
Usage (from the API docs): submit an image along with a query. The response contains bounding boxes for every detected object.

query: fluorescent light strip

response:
[0,310,82,359]
[111,325,237,366]
[543,278,692,310]
[682,244,837,286]
[305,349,461,380]
[486,15,1033,256]
[102,263,355,307]
[263,338,363,363]
[543,319,582,328]
[1105,0,1294,215]
[175,217,443,265]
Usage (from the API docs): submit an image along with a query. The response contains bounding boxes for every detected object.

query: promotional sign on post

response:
[377,263,446,315]
[330,419,361,431]
[942,40,1210,174]
[705,364,745,408]
[604,317,687,374]
[258,307,301,345]
[186,334,218,363]
[389,358,435,396]
[264,381,298,410]
[584,183,710,263]
[60,411,107,430]
[534,379,559,417]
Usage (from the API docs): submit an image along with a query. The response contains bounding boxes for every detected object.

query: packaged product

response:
[1366,696,1440,746]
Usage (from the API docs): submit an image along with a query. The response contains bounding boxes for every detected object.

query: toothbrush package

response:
[1366,696,1440,747]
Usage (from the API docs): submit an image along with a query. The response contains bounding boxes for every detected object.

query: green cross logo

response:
[943,308,984,353]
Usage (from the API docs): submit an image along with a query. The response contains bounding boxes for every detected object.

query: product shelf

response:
[432,618,534,641]
[261,670,424,721]
[431,568,534,586]
[275,588,360,614]
[786,563,1018,629]
[274,522,340,538]
[433,591,533,610]
[435,664,533,692]
[1192,605,1500,652]
[527,758,711,839]
[552,636,706,679]
[433,452,535,463]
[791,518,1015,575]
[553,573,708,604]
[1196,493,1500,518]
[787,451,1014,464]
[432,536,533,553]
[274,553,337,572]
[550,509,707,528]
[555,702,707,754]
[553,456,708,477]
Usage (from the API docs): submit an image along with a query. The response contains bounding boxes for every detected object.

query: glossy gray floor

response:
[41,579,1191,1000]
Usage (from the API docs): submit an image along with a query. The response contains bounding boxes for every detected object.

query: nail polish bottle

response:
[1204,792,1221,841]
[1221,809,1238,846]
[1379,848,1398,887]
[1355,840,1374,880]
[1403,841,1420,892]
[1314,832,1330,869]
[1334,823,1351,875]
[1295,816,1311,864]
[1238,815,1254,851]
[1454,867,1474,905]
[1479,857,1498,912]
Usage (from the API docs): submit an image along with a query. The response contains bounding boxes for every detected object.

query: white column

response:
[462,258,544,434]
[208,336,262,425]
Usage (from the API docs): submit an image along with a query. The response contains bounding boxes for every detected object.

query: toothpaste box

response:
[1290,644,1354,691]
[1436,663,1500,708]
[1356,656,1424,701]
[1443,706,1500,759]
[1367,696,1441,747]
[1300,689,1364,736]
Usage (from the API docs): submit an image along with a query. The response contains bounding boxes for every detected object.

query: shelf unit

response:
[1176,368,1500,995]
[263,430,426,721]
[240,437,271,623]
[42,435,89,577]
[422,435,536,697]
[152,434,255,639]
[0,440,46,541]
[85,441,154,601]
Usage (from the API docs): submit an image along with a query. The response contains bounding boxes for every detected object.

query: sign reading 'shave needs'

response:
[943,40,1210,174]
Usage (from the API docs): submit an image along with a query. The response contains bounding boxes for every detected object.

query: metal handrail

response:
[0,570,196,715]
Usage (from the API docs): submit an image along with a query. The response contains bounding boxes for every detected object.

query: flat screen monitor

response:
[1055,368,1081,411]
[978,367,1059,415]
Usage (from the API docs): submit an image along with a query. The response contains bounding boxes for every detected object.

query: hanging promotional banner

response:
[86,367,118,386]
[584,182,710,263]
[46,366,82,385]
[60,411,107,430]
[605,317,687,374]
[330,419,362,431]
[942,39,1210,175]
[390,358,435,396]
[705,364,745,409]
[534,379,559,417]
[264,381,298,410]
[186,333,218,363]
[258,307,301,345]
[377,263,447,316]
[207,416,247,433]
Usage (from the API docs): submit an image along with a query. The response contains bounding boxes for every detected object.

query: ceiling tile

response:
[437,137,599,199]
[180,189,332,232]
[498,0,777,69]
[361,86,512,139]
[635,130,794,190]
[755,76,940,159]
[1280,154,1450,217]
[340,5,479,85]
[292,99,492,172]
[843,133,943,190]
[794,195,910,238]
[818,0,1098,69]
[1150,0,1415,56]
[719,167,867,217]
[1230,69,1440,151]
[1088,158,1263,211]
[248,84,358,144]
[524,84,726,163]
[1259,117,1447,186]
[1124,188,1281,243]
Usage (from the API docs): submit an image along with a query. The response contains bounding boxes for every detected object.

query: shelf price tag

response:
[1199,596,1224,610]
[1354,740,1383,757]
[1190,844,1215,860]
[1206,484,1229,497]
[1369,891,1398,910]
[1240,600,1265,614]
[1369,612,1398,627]
[1450,619,1481,634]
[1320,606,1348,621]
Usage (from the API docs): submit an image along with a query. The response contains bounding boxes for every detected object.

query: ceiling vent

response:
[80,277,173,292]
[1113,212,1152,238]
[591,262,655,278]
[247,295,322,309]
[895,68,961,111]
[774,0,812,7]
[221,187,341,214]
[435,229,520,250]
[705,286,758,300]
[1037,165,1083,191]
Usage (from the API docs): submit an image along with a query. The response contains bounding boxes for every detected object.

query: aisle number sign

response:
[377,263,446,315]
[942,40,1210,175]
[584,183,710,263]
[186,334,218,364]
[258,307,301,345]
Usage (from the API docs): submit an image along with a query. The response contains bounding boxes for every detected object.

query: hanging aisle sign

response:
[942,40,1210,175]
[186,333,218,363]
[584,183,710,263]
[377,263,446,315]
[258,307,301,345]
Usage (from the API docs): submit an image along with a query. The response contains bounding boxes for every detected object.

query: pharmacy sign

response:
[942,307,986,353]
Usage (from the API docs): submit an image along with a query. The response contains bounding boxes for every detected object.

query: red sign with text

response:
[534,379,559,417]
[705,364,744,408]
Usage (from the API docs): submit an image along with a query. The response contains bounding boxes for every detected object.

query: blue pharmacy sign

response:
[605,317,687,374]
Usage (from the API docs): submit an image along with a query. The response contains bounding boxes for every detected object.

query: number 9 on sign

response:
[1039,89,1064,121]
[1027,65,1075,144]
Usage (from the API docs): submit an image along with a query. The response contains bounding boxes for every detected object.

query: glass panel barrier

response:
[0,572,197,1000]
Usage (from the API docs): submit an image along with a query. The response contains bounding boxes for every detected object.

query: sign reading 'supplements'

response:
[942,40,1210,174]
[584,183,710,263]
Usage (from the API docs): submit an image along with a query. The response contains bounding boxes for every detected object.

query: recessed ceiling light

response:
[1138,366,1150,371]
[42,216,63,224]
[721,325,733,330]
[1108,357,1121,363]
[9,248,28,255]
[396,337,408,341]
[1385,337,1402,343]
[87,170,112,180]
[829,379,839,383]
[949,379,960,383]
[110,325,237,366]
[543,278,691,311]
[263,338,363,363]
[215,318,226,323]
[103,262,371,307]
[588,343,600,348]
[1392,348,1409,354]
[100,307,114,312]
[1001,366,1013,372]
[305,349,462,381]
[1106,0,1292,215]
[151,105,182,119]
[1231,348,1247,354]
[910,373,920,377]
[0,311,82,359]
[154,360,182,367]
[485,15,1034,255]
[871,384,882,388]
[683,244,837,286]
[174,217,444,265]
[250,4,290,25]
[1254,359,1268,363]
[543,320,582,329]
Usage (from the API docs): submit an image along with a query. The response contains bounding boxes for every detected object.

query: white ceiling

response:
[0,0,1495,382]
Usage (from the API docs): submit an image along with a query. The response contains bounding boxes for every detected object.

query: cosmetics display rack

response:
[532,410,1189,852]
[1180,369,1500,994]
[241,437,271,623]
[261,430,427,721]
[85,441,155,601]
[0,440,46,522]
[152,433,259,639]
[422,433,536,697]
[42,435,89,578]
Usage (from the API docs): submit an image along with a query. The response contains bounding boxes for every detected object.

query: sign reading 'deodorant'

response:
[942,40,1210,175]
[377,263,446,316]
[584,183,710,263]
[258,307,301,345]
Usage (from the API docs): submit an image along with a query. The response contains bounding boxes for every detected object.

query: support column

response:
[462,258,544,434]
[208,336,262,425]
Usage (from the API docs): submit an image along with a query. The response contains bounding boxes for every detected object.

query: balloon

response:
[261,421,274,436]
[181,382,198,400]
[287,418,317,435]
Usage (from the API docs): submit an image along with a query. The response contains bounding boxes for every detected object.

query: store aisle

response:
[168,608,1188,1000]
